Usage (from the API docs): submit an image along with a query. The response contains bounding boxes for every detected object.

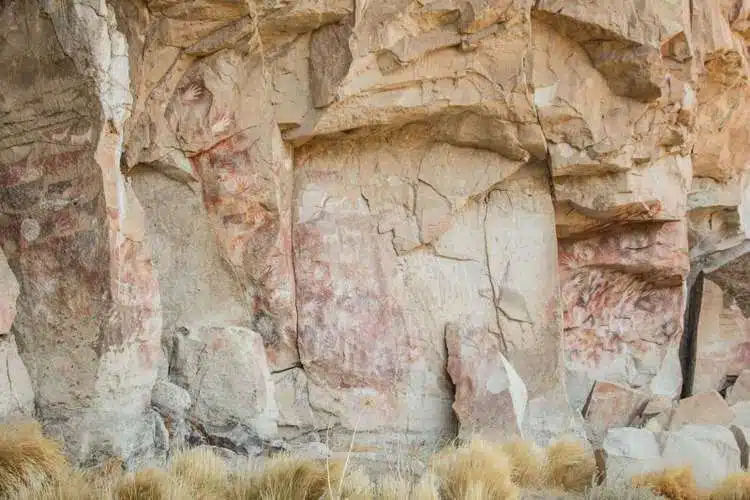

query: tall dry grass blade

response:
[543,440,597,493]
[375,474,413,500]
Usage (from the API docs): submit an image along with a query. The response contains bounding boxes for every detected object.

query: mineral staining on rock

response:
[0,0,749,471]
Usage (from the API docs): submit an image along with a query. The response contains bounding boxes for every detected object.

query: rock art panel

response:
[0,0,161,465]
[293,127,564,448]
[162,46,297,370]
[558,222,688,401]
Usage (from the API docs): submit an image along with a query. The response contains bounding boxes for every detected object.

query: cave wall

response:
[0,0,748,466]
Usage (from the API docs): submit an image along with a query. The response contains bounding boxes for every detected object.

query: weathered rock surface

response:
[728,370,750,406]
[0,250,32,420]
[166,326,278,453]
[661,425,742,488]
[0,336,34,420]
[690,280,750,395]
[670,391,735,430]
[446,323,528,442]
[603,427,664,483]
[584,382,649,447]
[1,0,749,468]
[604,424,743,489]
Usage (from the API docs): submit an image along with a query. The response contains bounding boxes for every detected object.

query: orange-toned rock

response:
[670,391,735,430]
[584,381,649,447]
[446,323,528,442]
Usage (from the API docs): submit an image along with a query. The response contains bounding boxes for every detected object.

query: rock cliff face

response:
[0,0,748,468]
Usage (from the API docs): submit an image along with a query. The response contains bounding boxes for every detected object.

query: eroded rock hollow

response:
[0,0,749,472]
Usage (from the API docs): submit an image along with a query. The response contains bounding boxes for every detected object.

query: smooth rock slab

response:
[603,427,663,485]
[669,391,734,430]
[661,425,742,489]
[0,251,19,335]
[0,336,34,419]
[727,369,750,406]
[691,280,750,394]
[151,379,192,420]
[446,323,528,442]
[167,326,278,450]
[604,424,743,489]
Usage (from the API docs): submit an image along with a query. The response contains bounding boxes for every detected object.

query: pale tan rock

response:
[0,0,162,465]
[727,370,750,405]
[0,251,19,336]
[692,280,750,394]
[642,396,674,418]
[584,381,649,447]
[272,367,318,431]
[661,424,742,488]
[605,424,743,489]
[732,401,750,428]
[687,176,750,266]
[670,391,735,430]
[0,336,34,420]
[2,0,749,472]
[603,427,663,485]
[168,326,278,449]
[293,127,564,447]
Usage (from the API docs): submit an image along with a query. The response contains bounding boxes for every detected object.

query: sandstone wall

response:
[0,0,748,468]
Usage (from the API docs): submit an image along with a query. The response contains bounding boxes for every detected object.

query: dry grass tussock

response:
[2,422,750,499]
[709,472,750,500]
[632,466,705,500]
[542,440,598,493]
[0,421,70,500]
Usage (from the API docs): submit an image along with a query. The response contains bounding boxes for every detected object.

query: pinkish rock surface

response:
[446,323,528,442]
[0,0,749,469]
[584,381,649,447]
[670,391,735,430]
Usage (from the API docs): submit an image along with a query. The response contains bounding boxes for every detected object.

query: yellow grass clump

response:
[431,438,519,500]
[114,468,191,500]
[501,440,544,488]
[227,454,341,500]
[709,471,750,500]
[631,466,704,500]
[543,439,597,493]
[168,446,229,498]
[0,421,70,499]
[5,419,750,500]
